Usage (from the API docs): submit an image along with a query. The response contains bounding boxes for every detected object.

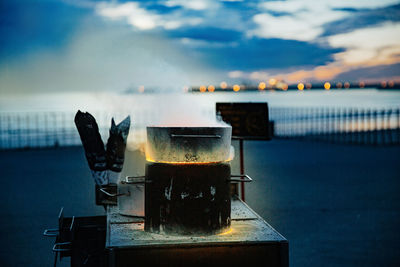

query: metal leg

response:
[53,251,58,267]
[239,139,245,202]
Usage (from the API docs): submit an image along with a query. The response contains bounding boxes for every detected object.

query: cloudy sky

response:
[1,0,399,94]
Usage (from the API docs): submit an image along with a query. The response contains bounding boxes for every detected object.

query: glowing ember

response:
[145,145,235,164]
[217,227,234,236]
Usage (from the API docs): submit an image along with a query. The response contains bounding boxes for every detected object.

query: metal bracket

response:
[123,176,146,184]
[52,242,71,252]
[228,174,253,183]
[99,187,128,197]
[43,228,59,237]
[170,134,221,138]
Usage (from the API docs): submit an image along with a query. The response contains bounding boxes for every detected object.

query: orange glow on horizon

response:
[285,65,344,83]
[145,157,233,165]
[314,66,343,80]
[286,70,310,82]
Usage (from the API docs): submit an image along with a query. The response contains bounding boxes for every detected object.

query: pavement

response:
[0,140,399,266]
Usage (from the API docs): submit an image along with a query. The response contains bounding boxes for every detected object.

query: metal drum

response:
[144,162,231,235]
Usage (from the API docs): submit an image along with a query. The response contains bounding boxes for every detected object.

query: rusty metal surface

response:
[106,197,286,249]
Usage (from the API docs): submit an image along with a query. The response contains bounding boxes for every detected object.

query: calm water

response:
[1,89,400,114]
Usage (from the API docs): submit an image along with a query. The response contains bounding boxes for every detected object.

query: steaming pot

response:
[146,126,232,163]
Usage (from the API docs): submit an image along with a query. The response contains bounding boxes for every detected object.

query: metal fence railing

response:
[269,107,400,145]
[0,107,399,150]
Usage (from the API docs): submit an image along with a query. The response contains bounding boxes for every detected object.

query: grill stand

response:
[106,196,288,267]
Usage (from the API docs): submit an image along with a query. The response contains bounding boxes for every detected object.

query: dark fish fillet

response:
[106,116,131,172]
[74,110,107,171]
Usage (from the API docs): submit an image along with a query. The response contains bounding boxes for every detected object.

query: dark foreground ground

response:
[0,140,399,266]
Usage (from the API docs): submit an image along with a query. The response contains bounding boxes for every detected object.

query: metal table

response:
[106,197,288,267]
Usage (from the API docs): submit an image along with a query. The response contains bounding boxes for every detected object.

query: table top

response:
[106,197,287,249]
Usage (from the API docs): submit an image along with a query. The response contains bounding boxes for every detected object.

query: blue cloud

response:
[322,4,400,36]
[167,27,242,42]
[190,37,344,71]
[142,2,182,14]
[331,7,365,12]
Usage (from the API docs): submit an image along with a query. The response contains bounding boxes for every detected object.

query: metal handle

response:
[123,176,146,184]
[43,228,59,237]
[99,187,128,197]
[228,174,253,183]
[52,242,71,252]
[170,134,221,138]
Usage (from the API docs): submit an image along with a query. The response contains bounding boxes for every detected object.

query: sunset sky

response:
[1,0,399,94]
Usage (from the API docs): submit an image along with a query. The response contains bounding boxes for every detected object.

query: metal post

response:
[239,138,245,202]
[367,109,373,144]
[8,114,12,149]
[318,107,322,140]
[307,108,310,140]
[45,112,49,147]
[17,114,21,149]
[26,113,30,149]
[373,109,378,145]
[360,109,366,144]
[354,108,359,144]
[350,108,354,144]
[380,109,385,145]
[397,108,400,144]
[338,108,342,143]
[387,109,392,145]
[36,113,39,148]
[0,114,2,150]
